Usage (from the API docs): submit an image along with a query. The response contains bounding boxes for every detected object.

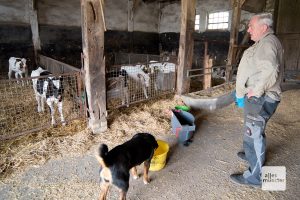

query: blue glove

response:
[232,90,245,108]
[235,94,245,108]
[236,97,244,108]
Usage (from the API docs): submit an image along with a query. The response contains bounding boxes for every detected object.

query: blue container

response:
[171,109,195,146]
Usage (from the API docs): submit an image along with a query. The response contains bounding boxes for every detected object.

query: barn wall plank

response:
[277,0,300,74]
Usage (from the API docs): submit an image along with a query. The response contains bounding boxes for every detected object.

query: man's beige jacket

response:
[235,30,284,101]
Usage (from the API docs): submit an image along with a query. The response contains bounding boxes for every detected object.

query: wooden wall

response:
[277,0,300,79]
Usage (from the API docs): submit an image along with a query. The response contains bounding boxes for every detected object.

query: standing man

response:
[231,13,284,187]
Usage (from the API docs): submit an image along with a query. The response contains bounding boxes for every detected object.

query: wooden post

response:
[203,41,212,89]
[28,0,41,66]
[226,0,243,81]
[177,0,196,95]
[81,0,107,134]
[234,32,250,64]
[128,0,134,32]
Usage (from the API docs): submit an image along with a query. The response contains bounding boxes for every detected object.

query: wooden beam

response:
[241,0,266,13]
[203,41,212,90]
[177,0,196,95]
[226,0,242,81]
[128,0,134,32]
[233,32,250,64]
[240,0,247,7]
[28,0,41,66]
[81,0,107,134]
[39,54,81,73]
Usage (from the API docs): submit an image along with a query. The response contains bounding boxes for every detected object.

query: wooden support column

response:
[226,0,243,81]
[28,0,41,65]
[81,0,107,134]
[203,41,212,90]
[128,0,134,32]
[234,32,250,64]
[177,0,196,95]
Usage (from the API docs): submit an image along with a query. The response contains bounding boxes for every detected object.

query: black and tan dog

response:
[96,133,158,200]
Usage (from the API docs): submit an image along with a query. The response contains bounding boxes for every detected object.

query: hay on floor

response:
[0,94,183,180]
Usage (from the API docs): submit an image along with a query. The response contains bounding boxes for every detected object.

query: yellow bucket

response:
[150,140,169,171]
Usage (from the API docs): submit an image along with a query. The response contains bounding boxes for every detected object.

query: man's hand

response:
[247,89,254,98]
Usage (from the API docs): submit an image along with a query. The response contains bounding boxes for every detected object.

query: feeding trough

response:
[181,82,235,111]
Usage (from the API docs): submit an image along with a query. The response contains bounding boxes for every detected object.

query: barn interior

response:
[0,0,272,73]
[0,0,300,199]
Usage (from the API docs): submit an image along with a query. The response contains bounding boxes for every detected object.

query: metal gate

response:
[0,72,84,140]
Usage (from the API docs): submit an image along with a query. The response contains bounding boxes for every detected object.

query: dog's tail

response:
[96,144,108,167]
[99,144,108,157]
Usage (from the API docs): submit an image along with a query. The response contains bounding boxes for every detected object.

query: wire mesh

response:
[106,62,176,109]
[0,72,84,140]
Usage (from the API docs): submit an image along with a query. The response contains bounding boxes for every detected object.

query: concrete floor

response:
[0,89,299,200]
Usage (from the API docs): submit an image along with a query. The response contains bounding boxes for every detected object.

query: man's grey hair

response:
[253,12,273,28]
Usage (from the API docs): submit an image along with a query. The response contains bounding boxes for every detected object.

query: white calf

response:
[107,69,129,107]
[121,65,150,99]
[148,61,176,91]
[31,67,66,126]
[8,57,27,83]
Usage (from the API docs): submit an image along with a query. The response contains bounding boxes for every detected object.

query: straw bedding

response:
[0,94,182,180]
[188,82,235,98]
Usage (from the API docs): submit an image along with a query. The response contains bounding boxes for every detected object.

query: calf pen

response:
[1,53,177,139]
[106,58,177,109]
[0,56,84,140]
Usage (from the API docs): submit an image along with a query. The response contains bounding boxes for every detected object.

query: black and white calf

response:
[31,67,66,126]
[8,57,27,83]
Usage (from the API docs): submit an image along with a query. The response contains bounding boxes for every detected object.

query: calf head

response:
[15,58,27,73]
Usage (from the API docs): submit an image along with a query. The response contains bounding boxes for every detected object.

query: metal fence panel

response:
[106,63,176,109]
[0,72,84,140]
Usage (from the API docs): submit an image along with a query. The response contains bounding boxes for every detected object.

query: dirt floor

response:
[0,86,299,200]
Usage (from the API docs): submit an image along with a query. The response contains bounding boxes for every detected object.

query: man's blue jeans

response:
[242,95,280,185]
